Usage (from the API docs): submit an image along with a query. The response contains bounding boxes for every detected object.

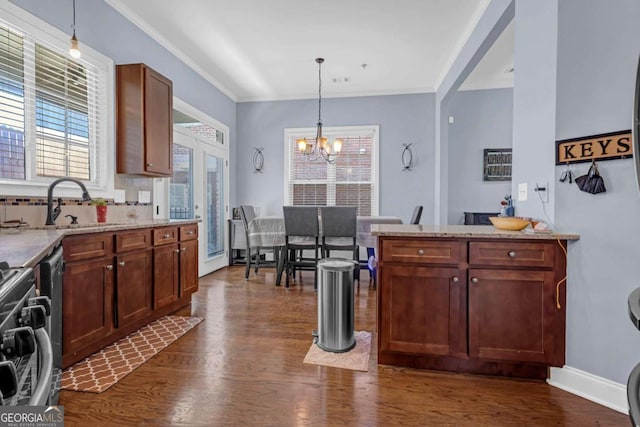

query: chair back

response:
[283,206,319,237]
[410,205,423,224]
[319,206,357,238]
[239,205,256,233]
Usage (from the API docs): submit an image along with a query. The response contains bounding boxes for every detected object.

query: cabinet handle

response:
[471,277,479,284]
[187,231,194,235]
[417,249,424,255]
[508,251,516,258]
[147,163,154,167]
[175,249,181,253]
[164,233,171,239]
[452,276,459,283]
[119,261,126,267]
[105,264,113,271]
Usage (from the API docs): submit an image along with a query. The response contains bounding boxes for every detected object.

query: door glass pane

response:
[170,144,193,219]
[207,153,224,258]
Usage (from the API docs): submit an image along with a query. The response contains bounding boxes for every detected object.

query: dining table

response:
[246,214,403,286]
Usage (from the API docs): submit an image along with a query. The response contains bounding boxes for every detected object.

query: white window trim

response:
[0,0,114,199]
[283,124,380,215]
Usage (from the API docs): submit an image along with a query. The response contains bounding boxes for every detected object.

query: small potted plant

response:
[90,198,108,223]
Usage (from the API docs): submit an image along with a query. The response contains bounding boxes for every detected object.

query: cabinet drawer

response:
[63,233,113,262]
[381,239,464,265]
[153,227,178,246]
[179,224,198,241]
[116,229,151,253]
[469,241,555,268]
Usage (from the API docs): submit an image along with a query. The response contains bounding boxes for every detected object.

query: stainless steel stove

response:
[0,261,52,406]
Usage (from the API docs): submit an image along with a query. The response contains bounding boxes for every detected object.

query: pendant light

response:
[69,0,81,59]
[296,58,342,163]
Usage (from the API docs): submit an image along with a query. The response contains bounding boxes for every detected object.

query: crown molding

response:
[105,0,238,102]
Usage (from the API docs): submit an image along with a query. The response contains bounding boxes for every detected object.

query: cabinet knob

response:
[417,249,424,255]
[147,163,154,167]
[105,265,113,271]
[508,251,516,258]
[471,277,479,284]
[181,247,187,252]
[187,231,194,235]
[452,276,459,283]
[175,249,181,253]
[119,261,126,267]
[164,233,171,239]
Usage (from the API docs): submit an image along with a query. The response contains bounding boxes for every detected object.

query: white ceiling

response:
[107,0,513,102]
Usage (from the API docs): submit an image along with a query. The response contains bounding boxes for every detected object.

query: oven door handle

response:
[29,328,53,406]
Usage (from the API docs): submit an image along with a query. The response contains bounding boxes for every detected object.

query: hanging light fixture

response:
[69,0,81,59]
[297,58,343,163]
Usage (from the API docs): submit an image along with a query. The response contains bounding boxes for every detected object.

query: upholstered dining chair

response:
[283,206,320,289]
[319,206,359,284]
[410,205,423,224]
[240,205,277,279]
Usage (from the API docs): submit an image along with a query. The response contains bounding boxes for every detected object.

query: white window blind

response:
[285,125,379,216]
[0,14,108,188]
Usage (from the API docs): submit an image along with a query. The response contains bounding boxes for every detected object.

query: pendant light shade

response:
[69,0,81,59]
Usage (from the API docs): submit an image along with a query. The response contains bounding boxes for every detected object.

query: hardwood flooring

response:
[59,266,627,426]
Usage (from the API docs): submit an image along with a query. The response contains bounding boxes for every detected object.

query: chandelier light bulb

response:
[69,33,81,59]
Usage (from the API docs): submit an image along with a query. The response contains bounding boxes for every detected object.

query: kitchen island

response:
[371,224,579,380]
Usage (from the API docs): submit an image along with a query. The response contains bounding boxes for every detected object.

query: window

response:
[0,3,113,196]
[284,125,379,215]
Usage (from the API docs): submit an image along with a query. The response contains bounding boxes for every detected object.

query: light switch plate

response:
[113,189,126,204]
[138,190,151,204]
[518,183,528,201]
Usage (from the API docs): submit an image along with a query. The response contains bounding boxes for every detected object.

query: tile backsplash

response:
[0,196,153,226]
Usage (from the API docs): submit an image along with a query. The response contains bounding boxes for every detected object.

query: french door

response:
[155,125,229,276]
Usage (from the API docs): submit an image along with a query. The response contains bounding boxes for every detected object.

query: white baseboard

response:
[548,366,627,413]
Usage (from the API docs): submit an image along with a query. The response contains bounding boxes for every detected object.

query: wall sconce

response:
[401,143,414,171]
[253,147,264,173]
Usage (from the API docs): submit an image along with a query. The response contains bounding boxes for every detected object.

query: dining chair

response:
[319,206,359,285]
[410,205,423,224]
[240,205,277,279]
[283,206,320,289]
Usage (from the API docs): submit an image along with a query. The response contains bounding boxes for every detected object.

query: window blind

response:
[286,127,378,216]
[0,20,102,183]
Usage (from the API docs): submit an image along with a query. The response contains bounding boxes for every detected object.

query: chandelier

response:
[297,58,342,163]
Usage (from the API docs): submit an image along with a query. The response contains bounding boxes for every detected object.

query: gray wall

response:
[10,0,239,205]
[236,94,434,220]
[447,88,513,224]
[554,0,640,384]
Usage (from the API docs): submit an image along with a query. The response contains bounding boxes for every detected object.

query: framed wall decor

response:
[483,148,512,181]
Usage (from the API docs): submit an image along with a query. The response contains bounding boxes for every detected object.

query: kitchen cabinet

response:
[116,63,173,176]
[61,223,198,368]
[377,236,567,380]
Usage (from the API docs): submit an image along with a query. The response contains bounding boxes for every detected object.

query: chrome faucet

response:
[46,177,92,225]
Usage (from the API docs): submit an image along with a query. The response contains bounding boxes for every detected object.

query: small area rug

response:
[303,330,371,372]
[61,315,203,393]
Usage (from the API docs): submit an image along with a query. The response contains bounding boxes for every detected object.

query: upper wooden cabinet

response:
[116,63,173,176]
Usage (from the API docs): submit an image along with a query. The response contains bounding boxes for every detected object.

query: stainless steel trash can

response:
[316,258,356,353]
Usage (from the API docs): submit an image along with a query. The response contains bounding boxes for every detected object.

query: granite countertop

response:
[0,219,199,268]
[370,224,580,241]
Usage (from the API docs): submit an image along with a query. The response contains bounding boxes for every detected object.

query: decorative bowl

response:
[489,216,531,231]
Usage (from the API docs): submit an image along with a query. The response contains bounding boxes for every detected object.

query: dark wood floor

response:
[59,266,627,426]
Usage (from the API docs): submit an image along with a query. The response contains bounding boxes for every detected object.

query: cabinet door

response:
[179,239,199,295]
[62,258,114,356]
[468,268,560,365]
[144,66,172,175]
[115,249,153,328]
[378,265,466,357]
[153,243,179,309]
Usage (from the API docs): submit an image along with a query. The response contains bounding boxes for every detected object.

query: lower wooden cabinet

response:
[62,223,199,368]
[377,236,567,380]
[62,257,114,357]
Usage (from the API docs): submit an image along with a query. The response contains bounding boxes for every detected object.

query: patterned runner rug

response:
[61,315,203,393]
[303,330,372,372]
